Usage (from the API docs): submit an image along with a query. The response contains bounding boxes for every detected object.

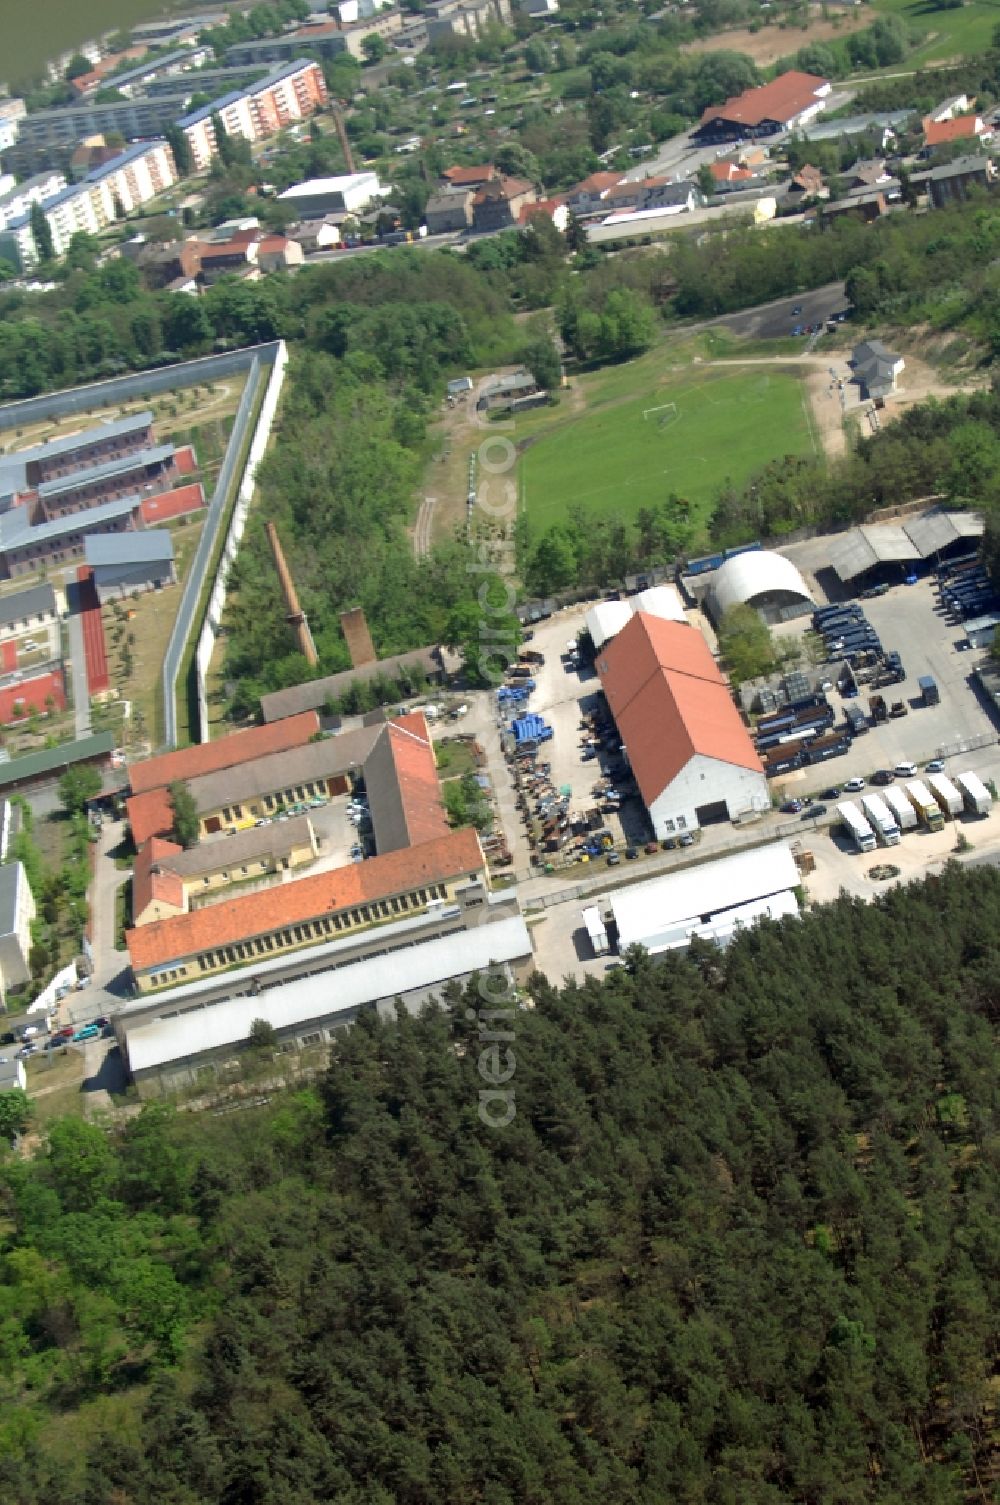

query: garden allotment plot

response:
[519,364,816,538]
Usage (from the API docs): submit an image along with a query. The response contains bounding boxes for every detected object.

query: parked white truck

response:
[955,770,992,817]
[861,793,901,846]
[926,772,962,819]
[582,905,609,956]
[838,801,877,853]
[883,785,918,832]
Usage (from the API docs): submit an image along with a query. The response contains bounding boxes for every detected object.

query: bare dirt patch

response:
[681,10,868,67]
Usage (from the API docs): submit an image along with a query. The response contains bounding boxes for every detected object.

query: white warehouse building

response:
[609,842,800,954]
[596,612,769,835]
[585,583,687,652]
[277,172,385,217]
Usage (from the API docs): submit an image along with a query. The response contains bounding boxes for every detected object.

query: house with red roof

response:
[709,161,754,187]
[441,163,496,190]
[517,197,568,232]
[596,614,767,838]
[695,71,831,143]
[922,113,989,151]
[564,170,622,216]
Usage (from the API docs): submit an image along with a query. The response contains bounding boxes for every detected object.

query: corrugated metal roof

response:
[903,508,983,556]
[86,530,174,568]
[713,550,812,614]
[829,524,919,582]
[0,732,113,790]
[610,843,799,952]
[19,409,152,464]
[0,583,56,628]
[0,493,141,550]
[37,443,174,500]
[124,914,531,1073]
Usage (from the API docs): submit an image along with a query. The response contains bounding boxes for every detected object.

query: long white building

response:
[609,843,800,954]
[121,913,533,1097]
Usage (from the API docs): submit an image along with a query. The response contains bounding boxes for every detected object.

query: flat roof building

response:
[277,172,384,216]
[609,842,799,953]
[121,912,531,1096]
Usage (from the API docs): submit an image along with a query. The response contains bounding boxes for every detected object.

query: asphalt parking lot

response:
[707,281,847,342]
[770,575,999,795]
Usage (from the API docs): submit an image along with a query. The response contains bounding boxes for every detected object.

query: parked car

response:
[606,851,621,866]
[802,803,828,819]
[781,798,804,814]
[894,760,917,778]
[844,776,866,792]
[71,1024,100,1043]
[625,847,638,860]
[822,786,840,799]
[925,758,945,773]
[872,769,895,786]
[678,832,694,847]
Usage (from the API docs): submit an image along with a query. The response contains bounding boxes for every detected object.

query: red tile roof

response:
[922,114,983,146]
[127,788,175,847]
[132,837,186,922]
[442,163,495,185]
[126,826,484,973]
[382,715,450,846]
[128,712,320,796]
[710,161,753,182]
[700,72,828,130]
[596,613,761,805]
[568,171,621,198]
[517,197,565,224]
[596,614,723,721]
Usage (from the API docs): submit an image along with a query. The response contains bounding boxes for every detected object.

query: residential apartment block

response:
[2,141,178,265]
[178,58,328,170]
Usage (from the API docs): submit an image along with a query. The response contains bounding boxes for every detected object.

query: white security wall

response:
[194,339,288,741]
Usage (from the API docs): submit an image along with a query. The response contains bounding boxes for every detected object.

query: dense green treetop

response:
[0,863,998,1501]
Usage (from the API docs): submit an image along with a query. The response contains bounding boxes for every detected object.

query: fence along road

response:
[161,353,269,749]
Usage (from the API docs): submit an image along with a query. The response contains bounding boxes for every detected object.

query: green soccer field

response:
[518,364,817,540]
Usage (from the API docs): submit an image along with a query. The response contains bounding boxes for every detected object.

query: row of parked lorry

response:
[838,769,992,852]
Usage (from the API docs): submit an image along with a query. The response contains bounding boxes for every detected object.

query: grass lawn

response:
[101,513,205,751]
[518,353,817,540]
[870,0,1000,64]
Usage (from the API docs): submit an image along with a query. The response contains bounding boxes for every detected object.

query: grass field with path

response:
[870,0,1000,64]
[517,349,817,540]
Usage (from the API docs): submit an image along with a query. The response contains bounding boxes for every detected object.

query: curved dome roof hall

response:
[713,551,812,616]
